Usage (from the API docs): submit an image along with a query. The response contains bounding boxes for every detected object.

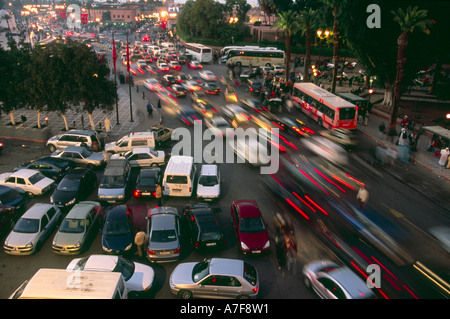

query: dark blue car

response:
[0,185,27,234]
[101,205,134,255]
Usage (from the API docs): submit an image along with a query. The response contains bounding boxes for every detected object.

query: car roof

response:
[139,168,160,177]
[200,164,218,175]
[64,146,87,153]
[130,147,152,154]
[65,130,96,136]
[11,169,40,178]
[22,203,54,219]
[233,200,261,218]
[209,258,243,277]
[151,211,178,230]
[82,255,119,271]
[324,267,374,298]
[66,201,99,218]
[105,205,129,219]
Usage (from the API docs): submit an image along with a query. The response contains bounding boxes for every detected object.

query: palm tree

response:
[389,6,433,133]
[273,10,300,82]
[258,0,276,25]
[298,8,317,82]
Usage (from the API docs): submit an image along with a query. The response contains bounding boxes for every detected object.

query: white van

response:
[105,132,155,154]
[9,268,128,299]
[162,156,196,197]
[161,42,175,50]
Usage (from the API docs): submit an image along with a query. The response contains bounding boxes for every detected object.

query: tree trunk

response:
[389,32,408,132]
[9,111,15,126]
[382,80,394,109]
[37,110,41,129]
[330,8,339,93]
[304,28,312,82]
[285,33,291,82]
[88,112,95,131]
[62,113,69,131]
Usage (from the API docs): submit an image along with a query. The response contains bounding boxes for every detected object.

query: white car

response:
[270,65,285,74]
[111,147,166,167]
[136,59,147,68]
[144,78,162,92]
[199,70,217,81]
[188,61,202,69]
[196,165,220,201]
[3,203,62,255]
[181,80,202,92]
[0,169,55,197]
[204,116,233,137]
[66,254,155,297]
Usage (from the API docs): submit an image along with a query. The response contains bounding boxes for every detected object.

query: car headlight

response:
[50,197,54,203]
[263,240,270,249]
[65,198,76,206]
[102,245,112,252]
[125,243,132,251]
[75,241,81,248]
[240,242,249,250]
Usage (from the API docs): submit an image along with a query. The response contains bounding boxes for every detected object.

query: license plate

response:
[206,243,216,246]
[159,251,171,255]
[142,192,151,195]
[173,189,181,192]
[252,250,261,254]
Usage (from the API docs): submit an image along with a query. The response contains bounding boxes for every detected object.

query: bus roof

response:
[295,83,356,109]
[185,43,212,49]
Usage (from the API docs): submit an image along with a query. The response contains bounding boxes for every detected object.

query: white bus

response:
[225,47,285,68]
[184,43,213,63]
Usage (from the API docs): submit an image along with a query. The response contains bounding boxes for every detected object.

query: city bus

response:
[292,82,358,130]
[184,43,213,63]
[224,47,285,68]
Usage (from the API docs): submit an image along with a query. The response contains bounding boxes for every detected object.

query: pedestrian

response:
[285,98,293,113]
[134,230,148,257]
[364,110,370,126]
[378,122,386,139]
[439,147,450,170]
[398,128,408,146]
[357,185,369,209]
[146,102,153,117]
[155,183,163,206]
[157,99,162,112]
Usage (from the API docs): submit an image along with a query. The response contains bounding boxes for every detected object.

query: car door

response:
[139,153,152,167]
[196,275,221,298]
[4,177,17,188]
[217,275,243,298]
[127,154,139,167]
[16,177,31,194]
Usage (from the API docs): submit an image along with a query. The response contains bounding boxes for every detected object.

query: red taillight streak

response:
[345,174,365,187]
[313,168,346,193]
[272,122,284,130]
[286,198,309,220]
[134,190,141,198]
[304,195,328,215]
[182,117,191,125]
[299,170,330,195]
[350,261,389,299]
[262,107,268,111]
[332,175,355,190]
[292,192,316,212]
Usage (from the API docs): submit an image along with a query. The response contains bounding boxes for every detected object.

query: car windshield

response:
[28,173,45,185]
[104,218,131,236]
[243,262,257,286]
[100,175,125,188]
[151,229,176,243]
[239,217,266,233]
[192,260,210,283]
[114,257,135,281]
[80,148,92,157]
[199,175,218,187]
[56,178,80,191]
[13,218,39,233]
[115,138,124,146]
[59,218,85,233]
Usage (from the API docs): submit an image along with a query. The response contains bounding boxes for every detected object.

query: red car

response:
[231,200,270,254]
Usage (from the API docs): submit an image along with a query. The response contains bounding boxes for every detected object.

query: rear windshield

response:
[28,173,45,185]
[339,107,356,120]
[166,175,188,184]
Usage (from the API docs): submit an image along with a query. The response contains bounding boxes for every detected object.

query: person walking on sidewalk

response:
[378,122,386,139]
[146,102,153,117]
[439,147,450,170]
[357,185,369,209]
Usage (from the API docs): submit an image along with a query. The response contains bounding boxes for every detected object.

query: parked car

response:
[149,125,173,145]
[133,168,161,198]
[98,159,131,204]
[3,203,62,255]
[14,157,74,181]
[183,203,225,250]
[110,147,166,168]
[199,70,217,81]
[101,205,134,255]
[196,164,220,201]
[0,186,27,234]
[230,200,270,254]
[51,201,102,255]
[0,169,55,197]
[169,258,259,299]
[50,146,105,169]
[66,254,155,298]
[50,168,98,209]
[46,130,102,152]
[146,206,181,263]
[303,260,376,299]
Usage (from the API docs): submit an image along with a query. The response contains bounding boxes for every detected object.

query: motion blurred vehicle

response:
[51,201,102,255]
[3,203,62,255]
[223,104,251,127]
[111,147,166,168]
[50,168,97,209]
[146,206,181,263]
[264,113,314,138]
[191,89,209,104]
[181,80,202,92]
[303,260,375,299]
[136,59,147,69]
[318,129,358,150]
[196,164,220,201]
[188,60,202,69]
[199,70,217,81]
[204,116,232,137]
[183,203,225,250]
[193,101,218,118]
[247,80,263,96]
[230,200,270,254]
[14,157,74,181]
[241,97,265,113]
[101,205,134,255]
[161,74,179,85]
[174,105,200,126]
[302,136,348,165]
[51,146,105,169]
[143,78,162,92]
[224,85,238,103]
[263,97,283,113]
[269,65,285,75]
[157,62,170,72]
[169,60,181,70]
[228,138,271,167]
[133,168,161,198]
[66,254,155,297]
[201,82,221,94]
[0,141,3,154]
[0,169,55,197]
[176,73,188,83]
[169,258,259,299]
[166,84,188,97]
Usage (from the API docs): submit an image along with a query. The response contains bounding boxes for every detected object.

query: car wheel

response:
[48,144,56,152]
[178,290,193,299]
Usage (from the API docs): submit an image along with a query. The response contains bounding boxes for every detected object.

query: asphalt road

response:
[0,33,449,300]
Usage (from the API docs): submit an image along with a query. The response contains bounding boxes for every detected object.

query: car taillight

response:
[253,287,258,293]
[134,190,141,198]
[194,242,199,248]
[174,246,181,254]
[148,249,155,255]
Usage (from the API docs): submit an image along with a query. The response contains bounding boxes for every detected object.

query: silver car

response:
[170,258,259,299]
[303,260,376,299]
[146,207,181,263]
[51,146,105,169]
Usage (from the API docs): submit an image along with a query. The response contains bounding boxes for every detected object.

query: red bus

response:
[292,83,358,130]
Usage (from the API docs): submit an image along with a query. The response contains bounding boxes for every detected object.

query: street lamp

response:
[316,29,330,63]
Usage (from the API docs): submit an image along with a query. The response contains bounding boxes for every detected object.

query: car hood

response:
[128,262,155,292]
[102,233,133,250]
[170,262,196,285]
[51,190,77,205]
[53,231,85,246]
[5,231,39,247]
[238,230,269,249]
[87,153,104,162]
[197,184,220,197]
